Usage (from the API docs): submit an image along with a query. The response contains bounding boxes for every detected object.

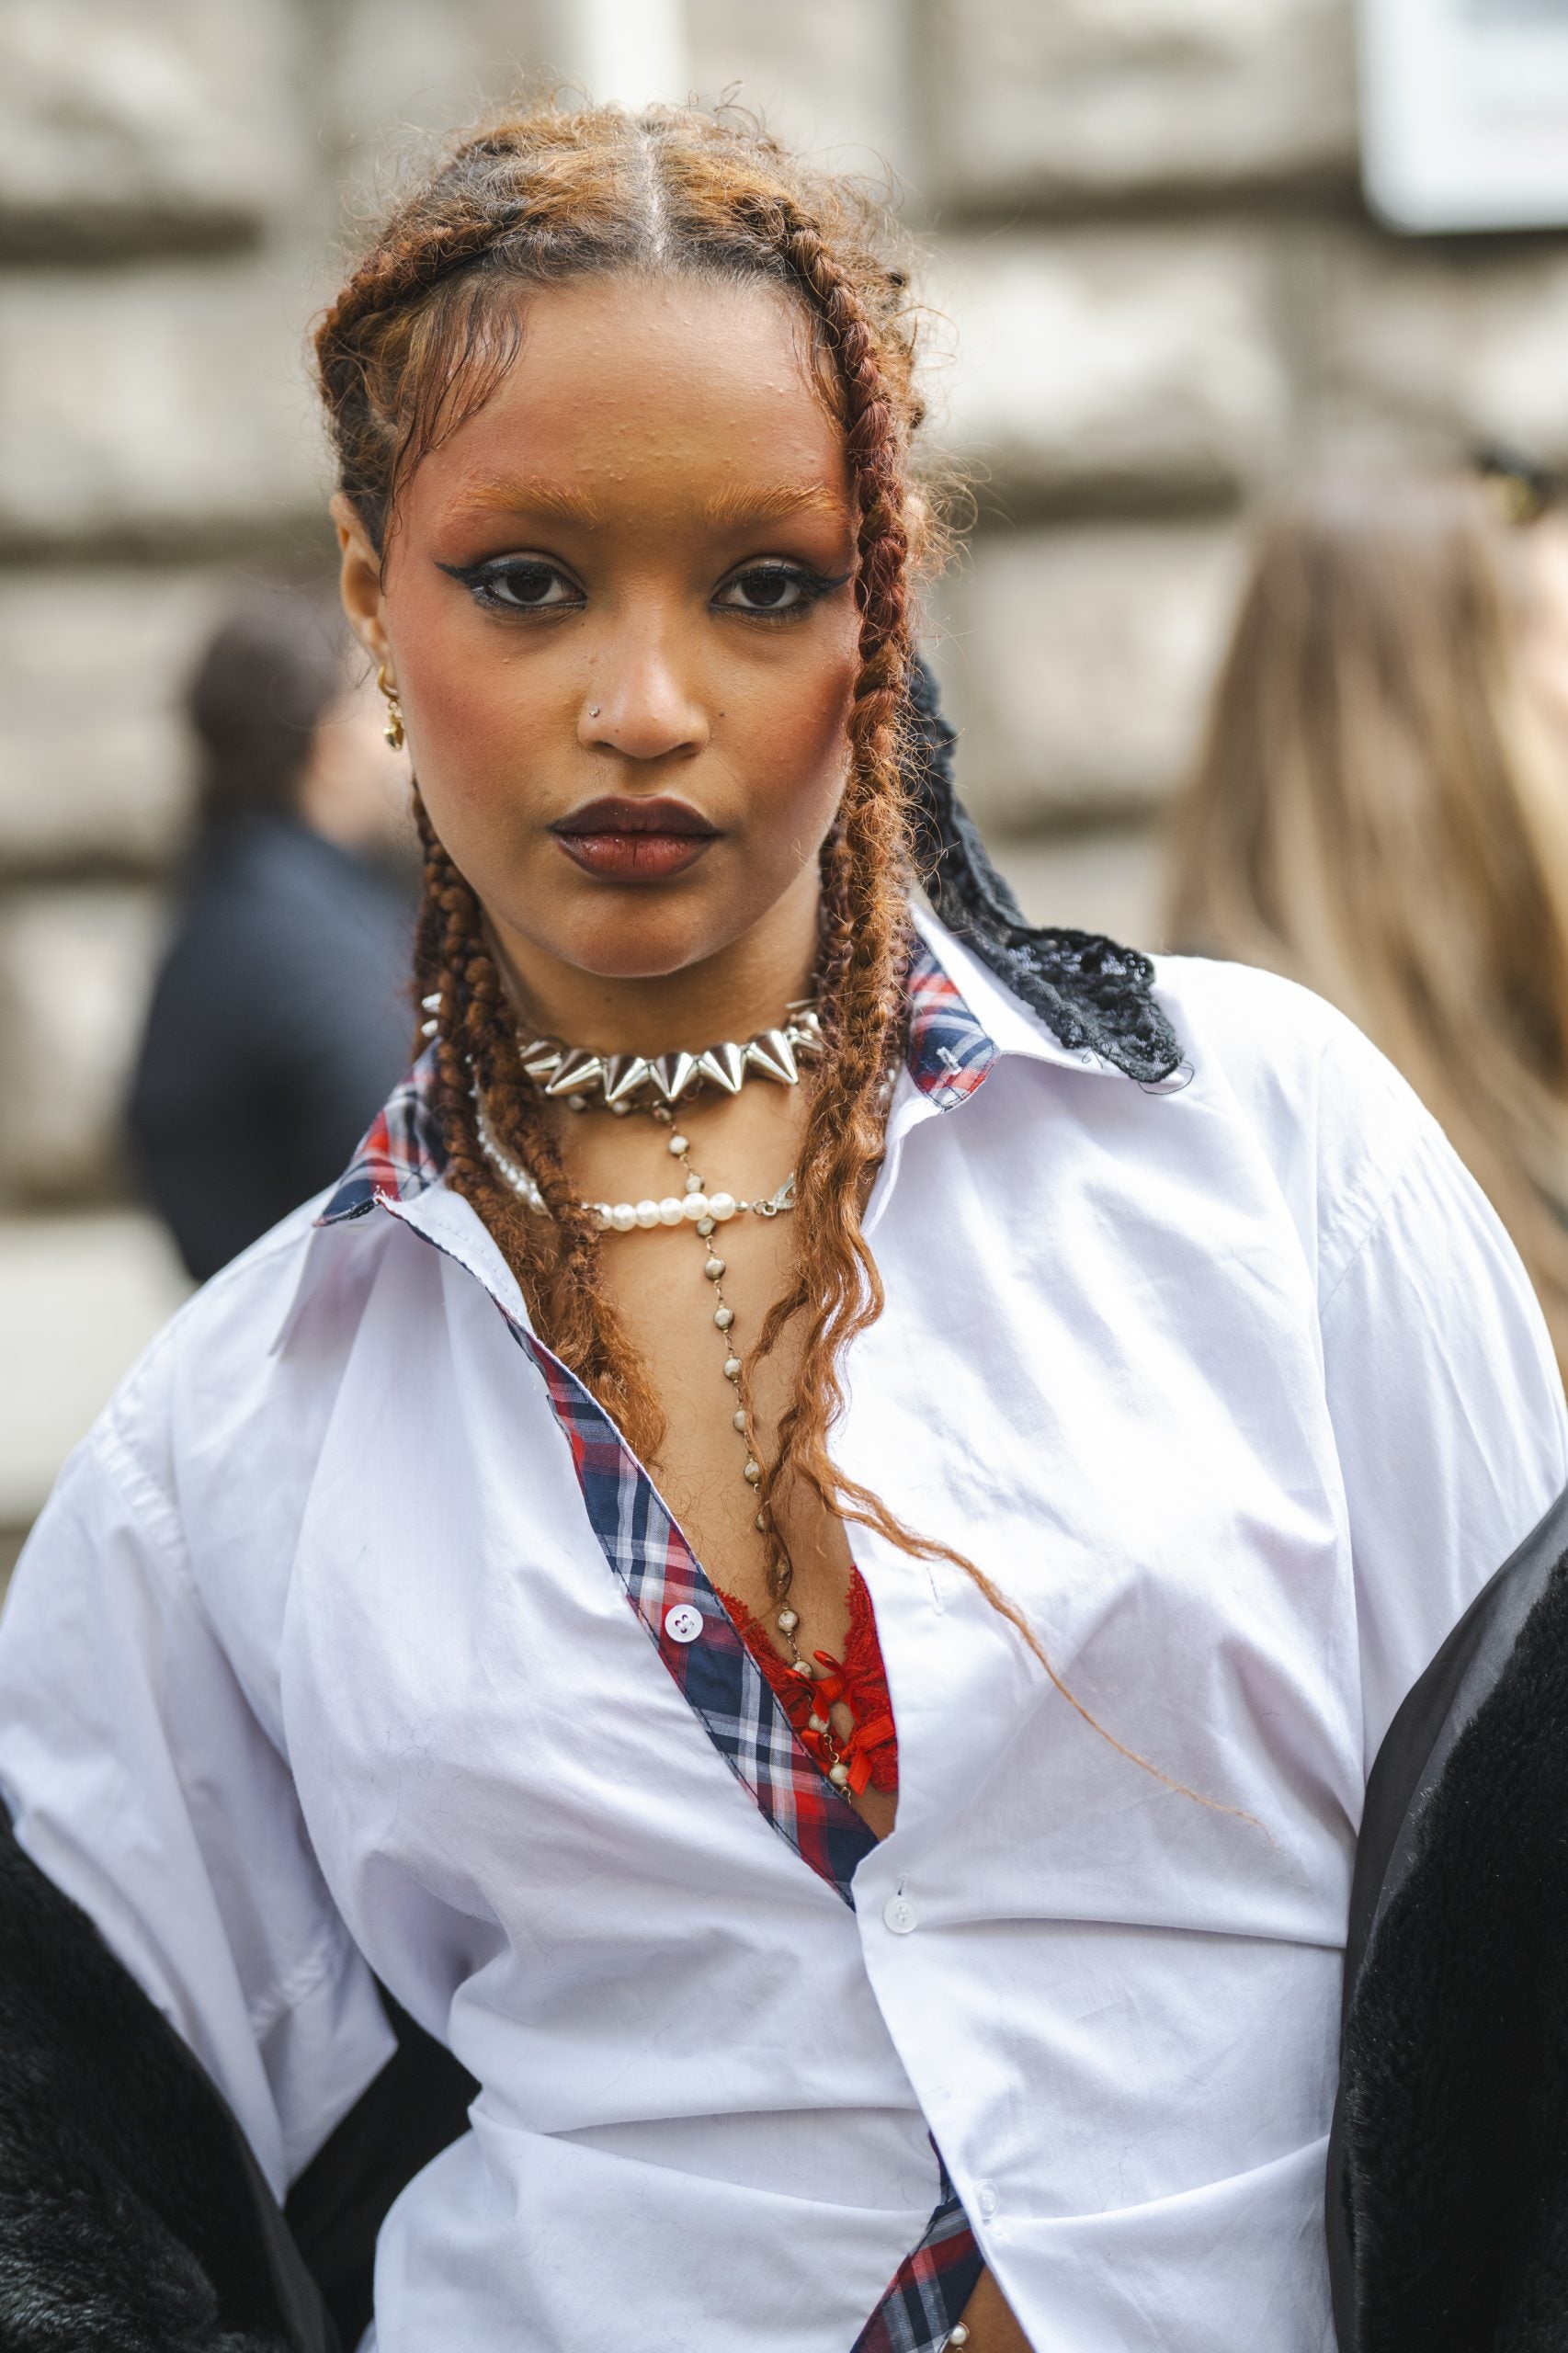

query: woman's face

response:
[335,272,861,995]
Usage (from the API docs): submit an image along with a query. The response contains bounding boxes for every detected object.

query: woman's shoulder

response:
[76,1190,378,1575]
[1150,949,1459,1313]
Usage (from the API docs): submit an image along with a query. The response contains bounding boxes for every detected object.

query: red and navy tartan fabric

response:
[527,1338,879,1904]
[903,942,997,1108]
[318,1048,446,1225]
[853,2175,984,2353]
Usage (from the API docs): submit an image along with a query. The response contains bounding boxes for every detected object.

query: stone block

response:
[928,520,1245,828]
[926,0,1356,210]
[1308,229,1568,470]
[0,884,168,1202]
[687,0,914,183]
[926,231,1288,505]
[327,0,557,195]
[0,1211,189,1527]
[0,261,331,555]
[0,0,306,256]
[0,568,239,873]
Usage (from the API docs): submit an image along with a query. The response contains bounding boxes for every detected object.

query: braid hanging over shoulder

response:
[903,658,1182,1085]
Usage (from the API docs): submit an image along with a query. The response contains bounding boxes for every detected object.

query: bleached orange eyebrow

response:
[444,475,847,533]
[446,477,605,529]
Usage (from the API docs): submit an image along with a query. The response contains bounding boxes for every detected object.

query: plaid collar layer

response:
[312,933,995,2348]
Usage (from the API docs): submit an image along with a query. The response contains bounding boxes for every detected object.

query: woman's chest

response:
[267,1143,1359,1974]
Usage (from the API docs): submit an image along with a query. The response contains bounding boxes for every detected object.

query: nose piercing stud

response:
[588,705,602,718]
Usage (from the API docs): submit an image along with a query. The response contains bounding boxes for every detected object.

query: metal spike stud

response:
[651,1051,701,1104]
[601,1053,652,1108]
[519,1038,566,1082]
[697,1040,748,1095]
[744,1029,800,1086]
[543,1048,605,1097]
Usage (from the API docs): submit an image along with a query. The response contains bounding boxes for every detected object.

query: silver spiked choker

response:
[516,1002,824,1113]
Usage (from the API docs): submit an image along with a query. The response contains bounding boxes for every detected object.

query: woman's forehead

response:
[403,273,852,535]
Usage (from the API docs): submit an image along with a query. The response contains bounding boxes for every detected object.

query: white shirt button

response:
[977,2180,999,2220]
[664,1603,703,1644]
[882,1893,918,1935]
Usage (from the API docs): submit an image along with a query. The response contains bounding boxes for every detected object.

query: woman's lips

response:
[550,795,720,882]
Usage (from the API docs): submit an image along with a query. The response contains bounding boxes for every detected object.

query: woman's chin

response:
[520,911,746,986]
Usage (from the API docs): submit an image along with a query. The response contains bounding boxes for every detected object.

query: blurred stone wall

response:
[6,0,1568,1538]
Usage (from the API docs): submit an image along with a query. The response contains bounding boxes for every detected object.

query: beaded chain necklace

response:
[467,998,877,1796]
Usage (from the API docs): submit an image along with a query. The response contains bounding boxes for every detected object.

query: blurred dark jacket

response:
[128,813,415,1282]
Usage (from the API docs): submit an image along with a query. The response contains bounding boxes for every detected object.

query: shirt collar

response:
[314,909,1139,1233]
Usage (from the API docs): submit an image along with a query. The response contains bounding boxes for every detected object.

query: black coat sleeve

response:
[1328,1482,1568,2353]
[0,1809,477,2353]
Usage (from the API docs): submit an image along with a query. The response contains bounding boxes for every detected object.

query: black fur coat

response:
[4,1488,1567,2349]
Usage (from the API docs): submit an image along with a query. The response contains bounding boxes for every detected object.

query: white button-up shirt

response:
[2,910,1563,2353]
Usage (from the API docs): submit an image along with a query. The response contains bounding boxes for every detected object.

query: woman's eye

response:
[716,565,817,615]
[440,557,583,612]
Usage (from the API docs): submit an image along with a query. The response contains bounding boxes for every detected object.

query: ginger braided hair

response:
[314,100,1197,1782]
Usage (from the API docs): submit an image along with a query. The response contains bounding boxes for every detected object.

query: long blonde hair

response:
[1166,471,1568,1371]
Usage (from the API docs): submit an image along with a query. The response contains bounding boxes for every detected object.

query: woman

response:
[128,591,416,1281]
[1166,468,1568,1374]
[0,107,1563,2353]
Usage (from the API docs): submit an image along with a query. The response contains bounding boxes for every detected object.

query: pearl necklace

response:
[472,1063,864,1801]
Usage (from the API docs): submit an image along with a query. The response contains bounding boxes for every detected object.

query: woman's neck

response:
[491,873,824,1057]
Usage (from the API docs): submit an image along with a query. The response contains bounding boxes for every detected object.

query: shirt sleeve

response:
[0,1421,394,2197]
[1319,1098,1568,1775]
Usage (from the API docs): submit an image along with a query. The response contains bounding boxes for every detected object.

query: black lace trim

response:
[903,660,1182,1086]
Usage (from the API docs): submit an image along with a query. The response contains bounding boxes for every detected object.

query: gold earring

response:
[376,664,405,751]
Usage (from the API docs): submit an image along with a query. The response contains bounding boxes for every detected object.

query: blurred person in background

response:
[127,590,416,1280]
[1166,464,1568,1376]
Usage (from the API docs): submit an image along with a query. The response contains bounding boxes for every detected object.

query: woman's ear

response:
[331,493,391,668]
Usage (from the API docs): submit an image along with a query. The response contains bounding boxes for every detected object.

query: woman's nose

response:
[579,626,710,762]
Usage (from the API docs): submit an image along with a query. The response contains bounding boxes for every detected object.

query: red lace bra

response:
[717,1569,899,1796]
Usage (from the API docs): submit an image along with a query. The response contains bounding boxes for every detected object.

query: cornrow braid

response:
[410,789,665,1455]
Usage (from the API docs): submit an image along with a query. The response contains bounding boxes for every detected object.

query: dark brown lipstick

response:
[550,795,721,882]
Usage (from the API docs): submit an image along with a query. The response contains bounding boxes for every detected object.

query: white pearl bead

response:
[828,1763,850,1789]
[777,1608,799,1633]
[697,1216,716,1237]
[948,2330,971,2350]
[755,1509,768,1532]
[807,1712,827,1734]
[682,1193,710,1222]
[790,1659,813,1677]
[657,1198,685,1226]
[714,1305,734,1329]
[723,1357,742,1381]
[668,1134,687,1155]
[732,1409,747,1433]
[709,1192,737,1222]
[634,1199,661,1229]
[610,1202,637,1233]
[744,1460,761,1484]
[684,1173,703,1193]
[705,1256,725,1280]
[591,1204,612,1231]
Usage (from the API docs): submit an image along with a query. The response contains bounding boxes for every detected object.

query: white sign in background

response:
[1361,0,1568,233]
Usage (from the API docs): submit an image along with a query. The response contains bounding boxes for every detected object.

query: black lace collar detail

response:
[903,660,1183,1086]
